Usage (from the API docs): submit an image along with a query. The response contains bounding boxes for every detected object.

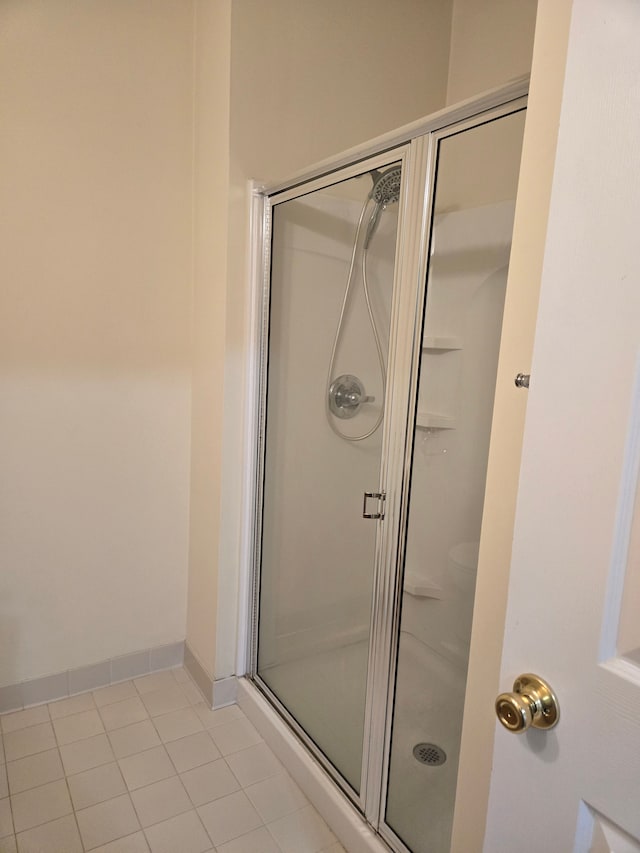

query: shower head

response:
[370,166,402,206]
[364,166,402,248]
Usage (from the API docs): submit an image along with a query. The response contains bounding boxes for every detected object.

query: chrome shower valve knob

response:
[328,375,374,419]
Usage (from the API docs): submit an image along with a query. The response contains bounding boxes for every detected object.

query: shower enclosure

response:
[248,88,527,853]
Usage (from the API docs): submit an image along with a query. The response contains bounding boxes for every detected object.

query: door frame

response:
[237,80,530,851]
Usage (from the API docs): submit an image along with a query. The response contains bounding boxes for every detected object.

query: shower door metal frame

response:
[248,145,420,816]
[244,79,530,853]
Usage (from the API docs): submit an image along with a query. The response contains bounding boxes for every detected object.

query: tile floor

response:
[0,667,346,853]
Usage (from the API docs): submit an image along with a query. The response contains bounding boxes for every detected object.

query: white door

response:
[482,0,640,849]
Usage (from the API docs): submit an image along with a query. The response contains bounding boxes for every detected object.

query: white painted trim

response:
[235,185,269,679]
[184,642,214,705]
[212,675,238,708]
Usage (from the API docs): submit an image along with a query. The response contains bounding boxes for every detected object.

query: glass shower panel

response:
[384,112,526,852]
[257,164,402,793]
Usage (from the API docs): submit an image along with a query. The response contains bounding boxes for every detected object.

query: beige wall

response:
[0,0,194,684]
[185,0,232,682]
[230,0,453,185]
[1,0,540,694]
[447,0,538,104]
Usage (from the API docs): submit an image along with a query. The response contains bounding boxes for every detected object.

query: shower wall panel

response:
[261,190,395,664]
[402,200,516,660]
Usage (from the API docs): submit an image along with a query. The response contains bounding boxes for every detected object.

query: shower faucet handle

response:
[329,375,375,419]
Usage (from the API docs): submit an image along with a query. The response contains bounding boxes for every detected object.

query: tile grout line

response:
[141,671,221,851]
[2,669,321,853]
[95,668,189,851]
[112,667,218,851]
[40,698,84,852]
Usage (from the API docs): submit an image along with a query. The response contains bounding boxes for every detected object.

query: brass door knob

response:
[495,673,559,733]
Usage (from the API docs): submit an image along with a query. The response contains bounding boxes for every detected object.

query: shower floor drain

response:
[413,743,447,766]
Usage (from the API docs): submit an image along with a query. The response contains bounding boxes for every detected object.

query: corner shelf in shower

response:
[422,335,462,352]
[404,571,442,599]
[416,412,456,430]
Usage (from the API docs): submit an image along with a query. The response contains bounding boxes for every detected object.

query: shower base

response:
[246,630,465,853]
[259,638,368,790]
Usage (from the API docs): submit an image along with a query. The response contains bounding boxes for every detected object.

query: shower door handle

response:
[363,491,385,520]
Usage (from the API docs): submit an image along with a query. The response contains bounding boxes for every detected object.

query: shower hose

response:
[325,196,388,442]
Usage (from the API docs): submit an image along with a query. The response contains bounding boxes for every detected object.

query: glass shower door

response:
[383,110,527,852]
[256,160,403,794]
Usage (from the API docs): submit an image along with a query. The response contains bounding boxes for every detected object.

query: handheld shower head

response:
[365,166,402,248]
[370,166,402,206]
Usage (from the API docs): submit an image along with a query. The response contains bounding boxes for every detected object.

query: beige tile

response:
[225,743,282,788]
[76,794,140,850]
[0,798,13,838]
[60,733,115,776]
[92,831,150,852]
[15,814,82,852]
[217,827,280,853]
[10,778,72,833]
[180,759,239,807]
[108,721,161,760]
[130,776,191,828]
[322,844,347,852]
[93,682,138,709]
[133,673,176,696]
[0,768,6,801]
[192,704,243,730]
[143,810,211,853]
[164,732,220,774]
[99,698,148,732]
[52,709,105,746]
[0,735,5,764]
[118,747,175,791]
[6,749,64,795]
[140,687,190,719]
[0,834,16,853]
[3,724,55,762]
[48,692,96,720]
[181,682,205,705]
[152,708,203,744]
[197,791,262,847]
[268,805,335,853]
[245,773,307,822]
[171,668,191,685]
[68,761,127,810]
[208,719,262,757]
[0,707,49,736]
